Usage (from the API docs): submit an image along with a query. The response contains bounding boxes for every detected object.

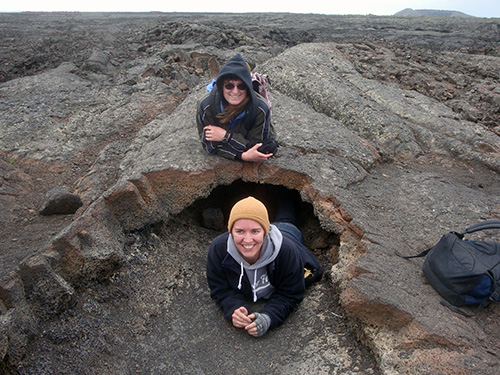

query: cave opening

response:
[175,179,341,267]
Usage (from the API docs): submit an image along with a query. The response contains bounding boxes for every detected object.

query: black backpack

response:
[397,220,500,316]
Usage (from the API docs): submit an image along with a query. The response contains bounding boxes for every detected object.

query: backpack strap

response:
[394,248,430,259]
[462,219,500,235]
[395,219,500,259]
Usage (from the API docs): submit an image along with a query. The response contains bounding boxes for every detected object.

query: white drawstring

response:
[253,272,258,302]
[237,262,244,290]
[237,262,258,302]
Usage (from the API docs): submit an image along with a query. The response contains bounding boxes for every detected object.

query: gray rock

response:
[201,207,225,231]
[0,309,36,369]
[39,186,83,215]
[18,255,76,320]
[81,50,113,74]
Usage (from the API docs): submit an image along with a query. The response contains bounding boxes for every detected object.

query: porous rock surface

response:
[0,12,499,375]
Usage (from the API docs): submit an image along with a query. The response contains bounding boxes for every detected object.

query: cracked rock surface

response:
[1,12,499,375]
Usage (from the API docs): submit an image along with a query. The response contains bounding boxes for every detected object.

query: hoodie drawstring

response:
[237,262,258,302]
[237,262,244,290]
[253,272,258,302]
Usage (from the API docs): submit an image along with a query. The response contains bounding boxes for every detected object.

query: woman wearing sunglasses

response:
[197,54,277,162]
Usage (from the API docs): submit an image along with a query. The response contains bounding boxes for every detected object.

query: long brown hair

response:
[216,77,250,125]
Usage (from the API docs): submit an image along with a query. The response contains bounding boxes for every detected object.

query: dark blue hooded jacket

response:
[206,231,310,330]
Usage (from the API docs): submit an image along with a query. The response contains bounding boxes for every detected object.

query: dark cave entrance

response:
[180,180,340,266]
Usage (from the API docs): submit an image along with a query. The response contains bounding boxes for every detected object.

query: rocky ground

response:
[14,200,380,374]
[1,11,499,375]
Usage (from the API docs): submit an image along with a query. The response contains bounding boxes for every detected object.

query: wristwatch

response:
[222,131,231,143]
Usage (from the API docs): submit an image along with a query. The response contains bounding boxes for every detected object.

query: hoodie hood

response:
[207,54,261,130]
[227,224,283,302]
[215,54,254,98]
[209,54,259,116]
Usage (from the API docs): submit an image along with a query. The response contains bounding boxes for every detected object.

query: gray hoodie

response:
[227,224,283,302]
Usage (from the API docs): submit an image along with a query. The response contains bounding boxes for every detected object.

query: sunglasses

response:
[224,82,247,91]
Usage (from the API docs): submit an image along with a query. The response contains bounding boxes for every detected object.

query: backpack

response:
[250,72,272,111]
[396,220,500,316]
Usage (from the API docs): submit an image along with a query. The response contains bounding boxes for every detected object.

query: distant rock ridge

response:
[395,8,474,18]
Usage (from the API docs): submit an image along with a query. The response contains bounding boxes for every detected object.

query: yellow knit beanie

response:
[227,196,270,236]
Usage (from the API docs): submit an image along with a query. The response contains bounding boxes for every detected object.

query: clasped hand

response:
[231,307,259,337]
[241,143,273,162]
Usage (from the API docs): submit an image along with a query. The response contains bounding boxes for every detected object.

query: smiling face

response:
[231,218,265,264]
[222,78,248,106]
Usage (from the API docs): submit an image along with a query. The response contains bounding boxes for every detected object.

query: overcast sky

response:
[2,0,499,18]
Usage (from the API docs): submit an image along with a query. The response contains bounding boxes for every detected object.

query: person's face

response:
[231,218,265,264]
[222,79,248,106]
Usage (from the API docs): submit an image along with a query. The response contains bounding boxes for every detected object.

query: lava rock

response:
[39,186,83,215]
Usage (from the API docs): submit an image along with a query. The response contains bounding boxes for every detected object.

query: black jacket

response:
[206,232,306,330]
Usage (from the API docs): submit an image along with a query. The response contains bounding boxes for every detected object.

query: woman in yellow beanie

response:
[206,191,323,337]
